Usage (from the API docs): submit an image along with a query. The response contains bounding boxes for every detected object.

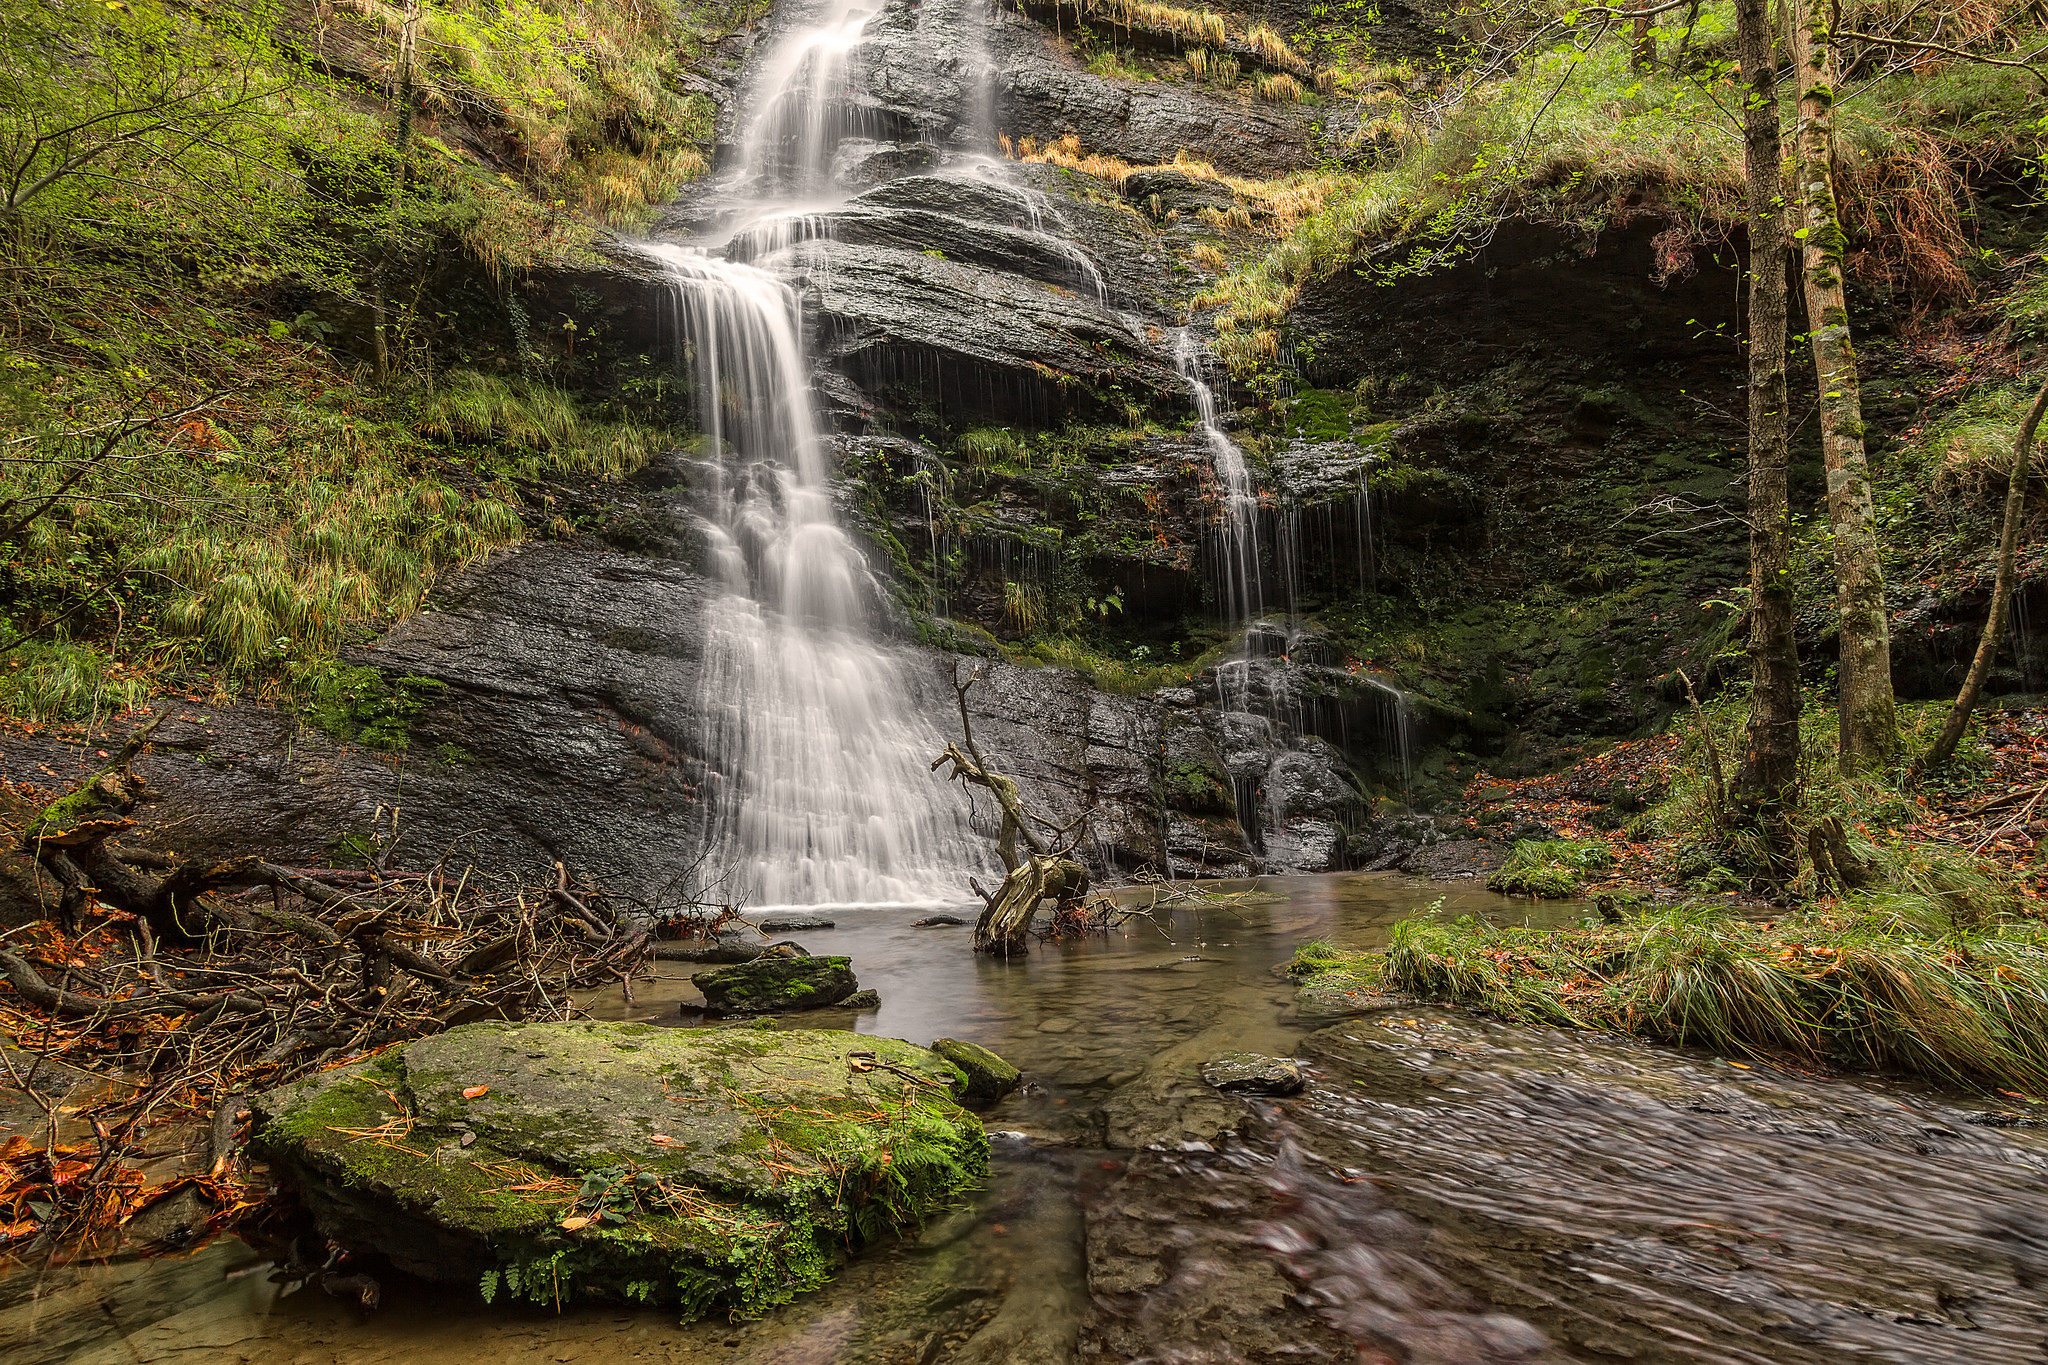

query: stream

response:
[10,873,2048,1365]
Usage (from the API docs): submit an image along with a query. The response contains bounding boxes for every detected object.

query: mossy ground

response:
[252,1022,985,1319]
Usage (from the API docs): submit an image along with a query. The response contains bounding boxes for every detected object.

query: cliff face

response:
[13,0,2033,903]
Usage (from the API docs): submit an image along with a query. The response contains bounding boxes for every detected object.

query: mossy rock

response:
[928,1038,1021,1103]
[249,1022,983,1319]
[692,956,858,1015]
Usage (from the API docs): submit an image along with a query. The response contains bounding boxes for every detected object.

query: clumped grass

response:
[1242,25,1309,76]
[1191,242,1227,271]
[1487,838,1613,897]
[420,370,667,480]
[1254,72,1305,103]
[1387,908,2048,1092]
[0,643,151,724]
[956,427,1027,469]
[1088,0,1226,48]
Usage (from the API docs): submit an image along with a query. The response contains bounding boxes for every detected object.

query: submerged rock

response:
[930,1038,1022,1103]
[756,914,836,933]
[250,1022,983,1317]
[692,956,859,1015]
[841,989,882,1010]
[1200,1054,1305,1096]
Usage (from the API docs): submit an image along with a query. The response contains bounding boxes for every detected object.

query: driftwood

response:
[930,664,1091,955]
[0,720,689,1265]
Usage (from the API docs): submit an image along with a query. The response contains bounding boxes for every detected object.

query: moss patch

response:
[251,1022,983,1319]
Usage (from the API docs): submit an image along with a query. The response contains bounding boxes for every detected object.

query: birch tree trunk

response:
[1791,0,1899,772]
[1729,0,1803,884]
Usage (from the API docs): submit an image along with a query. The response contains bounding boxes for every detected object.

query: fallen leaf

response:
[560,1215,592,1231]
[462,1085,489,1100]
[649,1134,677,1145]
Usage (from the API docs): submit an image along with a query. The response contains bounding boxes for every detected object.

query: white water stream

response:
[640,0,1002,909]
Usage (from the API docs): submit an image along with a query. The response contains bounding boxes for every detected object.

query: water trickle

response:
[1173,328,1263,625]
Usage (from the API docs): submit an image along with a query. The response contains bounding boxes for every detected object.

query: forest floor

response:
[1461,710,2048,909]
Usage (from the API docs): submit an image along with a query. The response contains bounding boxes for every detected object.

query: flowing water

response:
[17,874,2048,1365]
[1173,328,1264,628]
[643,0,1013,909]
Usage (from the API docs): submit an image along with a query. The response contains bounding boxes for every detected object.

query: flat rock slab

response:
[692,956,857,1015]
[1200,1054,1305,1096]
[250,1022,982,1318]
[755,914,836,933]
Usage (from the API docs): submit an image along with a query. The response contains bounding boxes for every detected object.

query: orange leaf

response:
[559,1215,592,1231]
[462,1086,489,1100]
[648,1134,677,1145]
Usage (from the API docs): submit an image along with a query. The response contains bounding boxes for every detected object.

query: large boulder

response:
[250,1022,983,1318]
[691,956,860,1015]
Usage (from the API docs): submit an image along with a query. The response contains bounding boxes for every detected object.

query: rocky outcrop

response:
[691,956,860,1014]
[930,1037,1023,1102]
[250,1022,983,1315]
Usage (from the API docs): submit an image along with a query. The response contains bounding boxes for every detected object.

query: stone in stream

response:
[913,914,966,927]
[929,1038,1022,1103]
[650,925,762,964]
[756,914,835,933]
[1200,1054,1305,1096]
[249,1022,983,1317]
[692,956,858,1015]
[841,989,882,1010]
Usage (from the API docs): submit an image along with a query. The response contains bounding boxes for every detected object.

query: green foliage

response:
[1487,838,1612,897]
[298,665,447,750]
[1388,908,2048,1092]
[1201,11,2047,375]
[0,641,149,723]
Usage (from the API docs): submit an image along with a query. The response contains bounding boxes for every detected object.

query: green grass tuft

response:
[1387,909,2048,1092]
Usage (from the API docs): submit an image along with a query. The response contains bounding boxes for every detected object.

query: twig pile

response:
[0,727,676,1265]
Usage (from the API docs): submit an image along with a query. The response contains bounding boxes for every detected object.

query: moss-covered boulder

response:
[250,1022,983,1319]
[929,1038,1021,1103]
[692,956,858,1015]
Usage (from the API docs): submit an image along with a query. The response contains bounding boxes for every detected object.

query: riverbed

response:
[7,872,2046,1364]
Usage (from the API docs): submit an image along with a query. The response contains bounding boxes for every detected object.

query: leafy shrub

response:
[1488,838,1613,897]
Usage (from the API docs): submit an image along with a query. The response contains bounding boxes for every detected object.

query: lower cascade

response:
[640,241,987,909]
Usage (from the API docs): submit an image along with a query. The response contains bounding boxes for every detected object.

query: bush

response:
[1487,838,1613,897]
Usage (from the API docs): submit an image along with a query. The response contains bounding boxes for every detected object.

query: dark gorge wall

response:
[9,0,1843,896]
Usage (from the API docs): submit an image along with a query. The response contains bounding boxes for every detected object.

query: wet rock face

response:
[988,10,1353,179]
[1200,1053,1305,1095]
[250,1022,982,1315]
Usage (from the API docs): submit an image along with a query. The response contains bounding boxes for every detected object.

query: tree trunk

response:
[931,665,1093,955]
[1914,378,2048,775]
[1792,0,1898,773]
[1729,0,1802,884]
[972,854,1091,956]
[1632,14,1657,69]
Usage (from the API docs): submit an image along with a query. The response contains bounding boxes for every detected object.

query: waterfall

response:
[736,0,879,194]
[1173,329,1263,625]
[637,1,1008,909]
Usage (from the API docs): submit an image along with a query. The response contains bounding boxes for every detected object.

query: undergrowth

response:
[1386,907,2048,1093]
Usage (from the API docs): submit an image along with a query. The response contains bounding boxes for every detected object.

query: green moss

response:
[253,1024,986,1320]
[298,665,448,750]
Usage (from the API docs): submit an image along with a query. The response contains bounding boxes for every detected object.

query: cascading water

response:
[640,1,1002,909]
[1173,328,1263,626]
[735,0,879,194]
